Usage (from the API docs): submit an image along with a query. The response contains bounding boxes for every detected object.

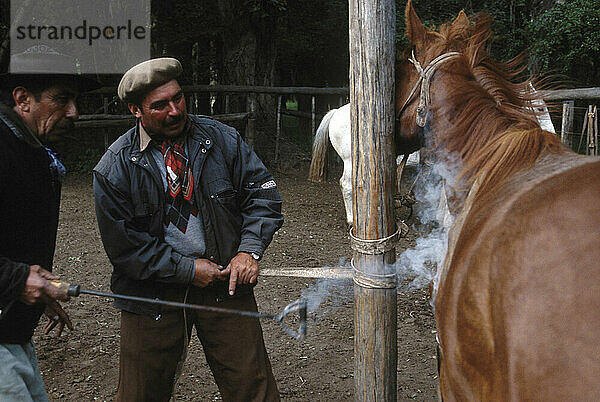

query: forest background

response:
[0,0,598,165]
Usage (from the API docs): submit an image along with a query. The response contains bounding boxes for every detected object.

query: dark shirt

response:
[0,102,61,344]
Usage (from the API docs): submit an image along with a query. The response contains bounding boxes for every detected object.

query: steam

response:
[395,153,462,301]
[301,258,352,318]
[297,153,463,319]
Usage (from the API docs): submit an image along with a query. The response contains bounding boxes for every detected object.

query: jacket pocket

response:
[206,178,242,262]
[208,178,238,216]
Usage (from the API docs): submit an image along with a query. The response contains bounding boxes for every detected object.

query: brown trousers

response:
[116,288,279,402]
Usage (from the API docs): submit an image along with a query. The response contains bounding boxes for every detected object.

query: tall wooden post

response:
[561,100,574,148]
[349,0,397,400]
[246,94,257,148]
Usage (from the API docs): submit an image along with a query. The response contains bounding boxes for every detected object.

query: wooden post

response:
[246,94,257,148]
[275,95,282,164]
[245,118,256,149]
[594,106,598,156]
[102,96,110,150]
[311,95,316,138]
[349,0,397,400]
[187,94,193,113]
[587,105,597,156]
[561,100,574,148]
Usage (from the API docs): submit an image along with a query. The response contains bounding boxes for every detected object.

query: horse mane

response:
[428,13,567,201]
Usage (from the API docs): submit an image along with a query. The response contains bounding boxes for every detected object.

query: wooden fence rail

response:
[539,88,600,156]
[540,87,600,101]
[77,85,600,158]
[78,85,350,160]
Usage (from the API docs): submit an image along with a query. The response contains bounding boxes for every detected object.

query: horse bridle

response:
[397,50,462,128]
[395,51,461,221]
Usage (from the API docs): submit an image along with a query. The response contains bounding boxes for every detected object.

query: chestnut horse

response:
[396,1,600,400]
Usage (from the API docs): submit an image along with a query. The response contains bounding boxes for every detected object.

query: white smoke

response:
[395,153,462,303]
[298,154,462,318]
[300,258,353,318]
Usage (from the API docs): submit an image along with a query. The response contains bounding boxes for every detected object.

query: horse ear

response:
[405,0,426,47]
[452,10,470,28]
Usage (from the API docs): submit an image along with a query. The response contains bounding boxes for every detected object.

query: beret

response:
[118,57,182,102]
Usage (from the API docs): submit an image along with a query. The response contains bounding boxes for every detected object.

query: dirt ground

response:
[35,164,438,401]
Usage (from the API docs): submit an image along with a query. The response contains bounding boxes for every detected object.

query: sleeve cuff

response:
[10,263,30,301]
[237,238,264,259]
[175,255,196,284]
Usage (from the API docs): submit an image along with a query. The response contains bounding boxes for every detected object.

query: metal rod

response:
[79,289,276,320]
[73,287,307,340]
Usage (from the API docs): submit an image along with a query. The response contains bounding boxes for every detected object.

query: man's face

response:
[131,80,187,137]
[19,84,80,143]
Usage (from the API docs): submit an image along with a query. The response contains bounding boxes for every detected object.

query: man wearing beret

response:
[0,45,99,400]
[93,57,283,401]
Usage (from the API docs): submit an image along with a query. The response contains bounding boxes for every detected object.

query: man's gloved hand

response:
[226,252,258,296]
[192,258,229,288]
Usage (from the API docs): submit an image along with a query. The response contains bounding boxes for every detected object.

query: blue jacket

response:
[93,115,283,317]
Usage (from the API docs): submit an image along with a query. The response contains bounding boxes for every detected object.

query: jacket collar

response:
[138,120,152,152]
[137,118,195,152]
[0,101,43,148]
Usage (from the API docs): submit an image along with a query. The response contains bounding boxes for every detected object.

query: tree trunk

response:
[213,1,279,119]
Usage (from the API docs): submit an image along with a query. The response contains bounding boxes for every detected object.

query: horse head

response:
[395,0,477,161]
[395,0,551,208]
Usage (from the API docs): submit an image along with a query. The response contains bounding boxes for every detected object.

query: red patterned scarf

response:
[160,138,198,233]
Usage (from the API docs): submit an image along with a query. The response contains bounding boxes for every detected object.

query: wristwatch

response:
[251,252,261,261]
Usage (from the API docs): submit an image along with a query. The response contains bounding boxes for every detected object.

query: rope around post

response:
[348,222,409,289]
[348,221,409,255]
[351,258,397,289]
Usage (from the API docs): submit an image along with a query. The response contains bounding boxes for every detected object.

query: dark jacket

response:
[0,102,62,344]
[93,115,283,317]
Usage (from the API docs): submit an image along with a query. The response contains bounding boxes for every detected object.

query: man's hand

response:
[192,258,229,288]
[21,265,70,304]
[226,252,258,296]
[43,301,73,337]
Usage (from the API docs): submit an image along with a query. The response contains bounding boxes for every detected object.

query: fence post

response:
[187,94,193,114]
[102,96,110,150]
[246,94,257,148]
[561,100,574,148]
[595,105,599,157]
[311,95,316,138]
[349,0,398,400]
[588,105,597,156]
[275,95,282,164]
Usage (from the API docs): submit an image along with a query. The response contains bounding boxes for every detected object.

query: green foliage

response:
[529,0,600,86]
[396,0,530,61]
[396,0,600,86]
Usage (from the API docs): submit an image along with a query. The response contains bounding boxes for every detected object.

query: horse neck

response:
[429,85,566,214]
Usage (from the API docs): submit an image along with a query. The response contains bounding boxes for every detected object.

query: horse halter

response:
[397,50,462,127]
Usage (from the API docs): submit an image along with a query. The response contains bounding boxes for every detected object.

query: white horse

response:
[308,103,420,224]
[308,95,555,225]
